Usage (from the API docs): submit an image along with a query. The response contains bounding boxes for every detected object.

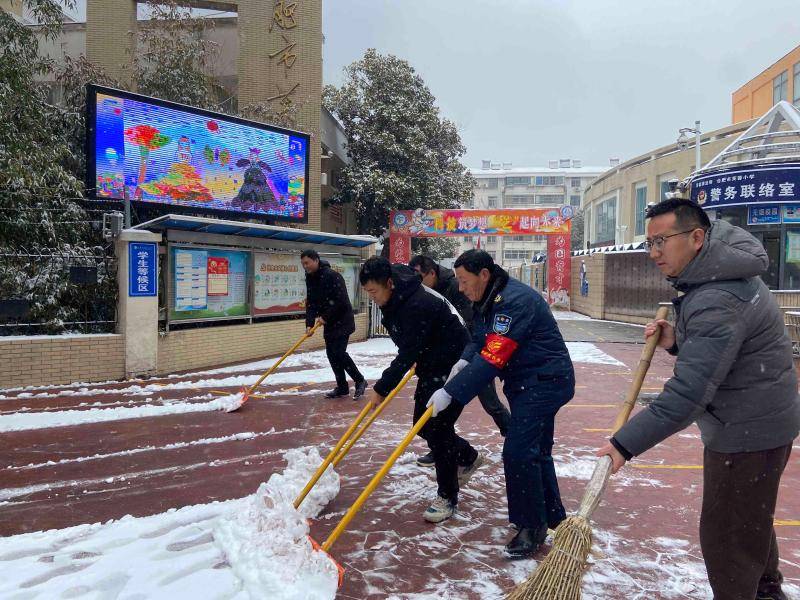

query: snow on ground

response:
[0,447,341,600]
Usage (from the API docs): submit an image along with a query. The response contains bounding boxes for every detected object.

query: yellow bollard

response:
[322,405,434,552]
[331,367,416,468]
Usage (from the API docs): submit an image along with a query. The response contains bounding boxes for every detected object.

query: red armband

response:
[480,333,518,369]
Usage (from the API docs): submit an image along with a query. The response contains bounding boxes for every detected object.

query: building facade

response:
[582,120,754,248]
[732,43,800,124]
[466,159,605,266]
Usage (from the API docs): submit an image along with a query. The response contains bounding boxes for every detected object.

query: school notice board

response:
[170,247,249,320]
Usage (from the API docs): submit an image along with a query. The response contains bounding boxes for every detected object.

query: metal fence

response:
[0,248,118,335]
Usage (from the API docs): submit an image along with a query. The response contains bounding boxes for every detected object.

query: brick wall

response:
[157,312,369,375]
[570,253,606,319]
[0,334,125,388]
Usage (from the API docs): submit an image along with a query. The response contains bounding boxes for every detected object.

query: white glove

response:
[446,359,469,383]
[426,388,452,417]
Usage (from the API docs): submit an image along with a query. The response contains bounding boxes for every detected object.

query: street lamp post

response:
[677,120,702,172]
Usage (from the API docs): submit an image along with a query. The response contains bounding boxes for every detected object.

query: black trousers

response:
[325,334,363,391]
[700,443,792,600]
[476,381,511,437]
[413,376,478,504]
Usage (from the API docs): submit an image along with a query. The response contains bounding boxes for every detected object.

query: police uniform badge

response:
[493,314,512,334]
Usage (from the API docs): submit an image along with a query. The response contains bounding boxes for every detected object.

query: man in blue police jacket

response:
[428,249,575,558]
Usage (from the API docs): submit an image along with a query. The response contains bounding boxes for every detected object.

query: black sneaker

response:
[416,451,435,467]
[353,380,368,400]
[324,387,349,399]
[503,525,548,559]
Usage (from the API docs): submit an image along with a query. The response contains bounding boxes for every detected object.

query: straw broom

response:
[507,305,669,600]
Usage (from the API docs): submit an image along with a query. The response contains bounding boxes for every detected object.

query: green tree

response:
[324,49,474,245]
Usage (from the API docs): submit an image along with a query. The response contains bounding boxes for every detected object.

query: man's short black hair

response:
[359,256,393,286]
[645,198,711,231]
[454,249,495,275]
[300,249,320,261]
[408,255,437,275]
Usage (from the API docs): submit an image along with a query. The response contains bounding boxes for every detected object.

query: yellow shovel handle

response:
[293,400,374,509]
[322,405,434,552]
[249,321,321,393]
[331,367,415,468]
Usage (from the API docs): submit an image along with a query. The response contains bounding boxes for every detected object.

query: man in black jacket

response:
[302,249,367,399]
[360,257,482,523]
[409,255,511,468]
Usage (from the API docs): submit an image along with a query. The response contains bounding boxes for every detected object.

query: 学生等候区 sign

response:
[128,242,157,297]
[691,163,800,208]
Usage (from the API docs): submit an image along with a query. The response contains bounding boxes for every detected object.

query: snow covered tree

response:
[570,209,585,251]
[0,0,115,334]
[324,49,474,248]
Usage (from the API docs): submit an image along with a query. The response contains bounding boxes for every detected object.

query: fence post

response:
[116,229,162,379]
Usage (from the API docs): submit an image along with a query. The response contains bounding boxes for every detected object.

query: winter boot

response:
[504,525,548,559]
[353,380,368,400]
[416,451,435,468]
[423,495,455,523]
[324,387,349,399]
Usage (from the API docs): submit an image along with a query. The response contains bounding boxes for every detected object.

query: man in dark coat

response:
[360,257,482,523]
[428,250,575,558]
[302,249,366,399]
[597,199,799,600]
[409,254,511,468]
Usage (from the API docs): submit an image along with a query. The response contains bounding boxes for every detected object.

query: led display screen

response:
[86,85,309,222]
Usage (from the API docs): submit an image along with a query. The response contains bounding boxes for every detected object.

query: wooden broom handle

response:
[577,305,670,519]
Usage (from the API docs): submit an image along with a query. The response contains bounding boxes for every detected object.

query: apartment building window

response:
[570,195,581,207]
[463,236,471,242]
[486,251,496,260]
[570,178,581,188]
[487,196,498,207]
[774,70,788,103]
[595,197,617,243]
[504,249,530,260]
[534,176,564,186]
[506,195,535,206]
[535,194,565,205]
[509,235,531,241]
[506,176,530,186]
[634,183,647,236]
[486,236,497,245]
[794,62,800,105]
[486,178,499,189]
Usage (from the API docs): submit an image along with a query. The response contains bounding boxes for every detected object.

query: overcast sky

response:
[323,0,800,170]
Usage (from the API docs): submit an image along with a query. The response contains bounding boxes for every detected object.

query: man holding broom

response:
[426,249,575,558]
[597,198,800,600]
[359,257,484,523]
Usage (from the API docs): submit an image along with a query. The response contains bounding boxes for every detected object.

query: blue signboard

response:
[129,242,157,297]
[691,162,800,208]
[747,204,781,225]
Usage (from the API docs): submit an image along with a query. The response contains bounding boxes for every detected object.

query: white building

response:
[465,159,608,266]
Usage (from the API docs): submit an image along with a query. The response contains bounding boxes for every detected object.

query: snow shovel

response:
[224,321,322,413]
[330,366,416,468]
[294,366,415,509]
[321,404,434,553]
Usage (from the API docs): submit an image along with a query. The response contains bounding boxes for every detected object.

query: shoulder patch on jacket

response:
[493,313,512,334]
[480,333,518,368]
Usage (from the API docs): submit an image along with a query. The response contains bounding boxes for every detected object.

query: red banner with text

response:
[547,233,571,307]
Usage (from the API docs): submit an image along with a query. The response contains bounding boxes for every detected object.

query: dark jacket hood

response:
[385,264,422,311]
[671,219,768,291]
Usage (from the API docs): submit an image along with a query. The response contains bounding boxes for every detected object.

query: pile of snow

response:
[213,447,342,600]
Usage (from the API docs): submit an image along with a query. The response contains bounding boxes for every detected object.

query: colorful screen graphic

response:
[86,85,309,222]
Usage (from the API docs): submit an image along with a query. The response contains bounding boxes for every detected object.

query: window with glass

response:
[506,195,535,206]
[570,178,582,188]
[487,236,497,245]
[794,62,800,106]
[506,176,530,186]
[774,70,788,104]
[595,197,617,243]
[487,196,498,207]
[486,178,499,189]
[535,194,565,205]
[504,249,530,260]
[658,173,676,201]
[534,176,564,186]
[570,195,581,207]
[634,183,647,236]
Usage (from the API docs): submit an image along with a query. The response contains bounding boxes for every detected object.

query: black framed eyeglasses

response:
[643,229,696,251]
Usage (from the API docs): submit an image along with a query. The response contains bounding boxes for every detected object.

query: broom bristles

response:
[506,515,593,600]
